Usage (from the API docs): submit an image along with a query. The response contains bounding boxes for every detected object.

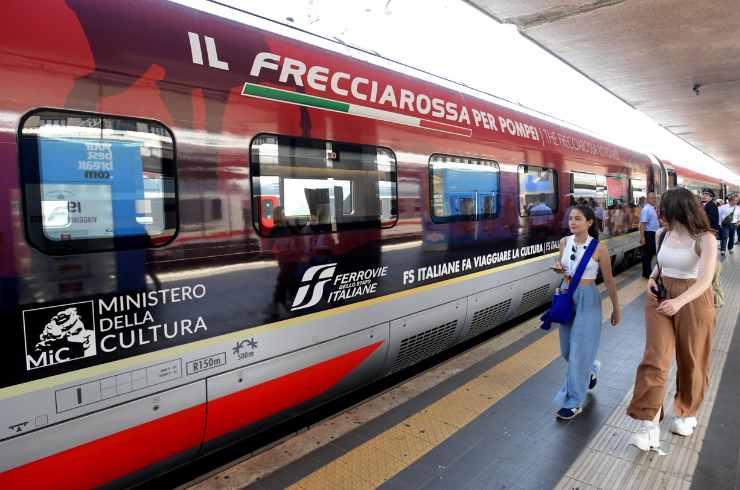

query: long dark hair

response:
[571,205,600,239]
[659,188,712,237]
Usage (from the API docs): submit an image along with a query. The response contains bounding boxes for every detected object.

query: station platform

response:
[185,257,740,490]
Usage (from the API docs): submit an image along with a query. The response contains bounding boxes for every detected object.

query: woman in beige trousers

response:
[627,188,718,451]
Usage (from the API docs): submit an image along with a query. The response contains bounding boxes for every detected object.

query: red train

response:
[0,1,734,487]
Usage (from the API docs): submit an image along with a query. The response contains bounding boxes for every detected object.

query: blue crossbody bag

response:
[540,238,599,330]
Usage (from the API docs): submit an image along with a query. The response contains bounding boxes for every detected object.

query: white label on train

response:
[23,302,98,370]
[291,264,389,311]
[23,284,209,371]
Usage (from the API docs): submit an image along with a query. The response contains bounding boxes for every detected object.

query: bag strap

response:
[567,238,599,296]
[654,230,667,282]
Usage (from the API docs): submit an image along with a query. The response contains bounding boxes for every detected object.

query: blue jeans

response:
[721,224,737,252]
[555,284,602,409]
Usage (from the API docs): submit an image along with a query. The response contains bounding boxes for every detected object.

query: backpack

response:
[658,231,723,308]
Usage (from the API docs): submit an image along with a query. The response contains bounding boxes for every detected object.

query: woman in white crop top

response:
[551,205,621,420]
[627,188,718,451]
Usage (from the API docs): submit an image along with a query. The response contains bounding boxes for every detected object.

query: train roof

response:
[660,160,724,185]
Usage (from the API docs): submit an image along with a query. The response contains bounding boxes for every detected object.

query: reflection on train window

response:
[596,175,607,203]
[629,178,647,205]
[667,169,678,188]
[429,154,499,223]
[572,172,596,201]
[20,110,177,254]
[518,165,558,217]
[680,177,719,199]
[604,175,634,236]
[571,172,607,210]
[250,134,397,235]
[606,175,628,206]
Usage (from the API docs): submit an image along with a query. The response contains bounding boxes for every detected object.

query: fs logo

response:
[23,302,97,370]
[291,263,337,311]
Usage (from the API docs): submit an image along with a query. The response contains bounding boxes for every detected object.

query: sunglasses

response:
[570,244,583,261]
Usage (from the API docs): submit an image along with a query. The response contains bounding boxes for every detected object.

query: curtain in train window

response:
[250,135,397,235]
[517,165,558,217]
[20,110,177,253]
[429,155,500,223]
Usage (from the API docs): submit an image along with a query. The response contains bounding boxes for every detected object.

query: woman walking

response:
[553,205,621,419]
[628,188,718,451]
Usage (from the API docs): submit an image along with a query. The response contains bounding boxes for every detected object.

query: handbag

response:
[721,206,736,226]
[541,238,599,330]
[652,230,668,300]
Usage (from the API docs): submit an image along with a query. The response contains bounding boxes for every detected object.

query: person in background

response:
[639,192,660,278]
[611,203,624,236]
[638,196,646,209]
[590,198,605,232]
[552,205,620,420]
[627,188,717,451]
[628,203,639,230]
[701,189,720,236]
[718,194,739,257]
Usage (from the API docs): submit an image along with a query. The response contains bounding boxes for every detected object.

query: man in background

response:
[702,189,720,236]
[719,194,739,257]
[639,192,660,278]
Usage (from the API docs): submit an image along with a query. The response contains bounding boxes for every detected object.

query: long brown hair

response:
[659,188,712,237]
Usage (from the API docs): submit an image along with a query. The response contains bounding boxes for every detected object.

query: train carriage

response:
[0,0,730,487]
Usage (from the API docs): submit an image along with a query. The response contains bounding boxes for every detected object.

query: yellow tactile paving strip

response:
[283,277,647,490]
[288,334,561,489]
[186,270,645,490]
[555,256,740,490]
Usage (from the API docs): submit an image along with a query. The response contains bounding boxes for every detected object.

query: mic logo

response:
[291,263,337,311]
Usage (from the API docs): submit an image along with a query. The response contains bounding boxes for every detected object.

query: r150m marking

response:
[186,353,226,375]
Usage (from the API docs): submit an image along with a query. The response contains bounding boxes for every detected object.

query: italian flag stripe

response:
[242,83,471,138]
[242,83,350,112]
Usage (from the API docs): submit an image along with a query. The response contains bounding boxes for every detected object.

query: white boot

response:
[671,416,698,436]
[630,420,660,451]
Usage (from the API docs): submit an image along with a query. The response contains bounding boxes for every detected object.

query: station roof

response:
[467,0,740,175]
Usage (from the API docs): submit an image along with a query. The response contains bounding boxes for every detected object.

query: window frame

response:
[18,108,179,255]
[249,133,399,237]
[517,164,559,218]
[428,153,501,224]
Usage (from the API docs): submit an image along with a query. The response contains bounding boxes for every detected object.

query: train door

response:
[648,156,667,195]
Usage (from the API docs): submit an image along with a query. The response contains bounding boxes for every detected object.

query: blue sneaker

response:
[589,374,597,390]
[556,407,582,420]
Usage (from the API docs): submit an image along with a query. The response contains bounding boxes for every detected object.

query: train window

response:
[250,134,397,235]
[667,170,677,188]
[19,110,177,254]
[571,172,597,202]
[595,175,608,204]
[606,175,628,206]
[429,154,500,222]
[629,178,647,205]
[211,199,223,221]
[517,165,558,217]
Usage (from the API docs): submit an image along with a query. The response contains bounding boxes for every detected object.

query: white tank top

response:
[657,232,700,279]
[563,235,599,280]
